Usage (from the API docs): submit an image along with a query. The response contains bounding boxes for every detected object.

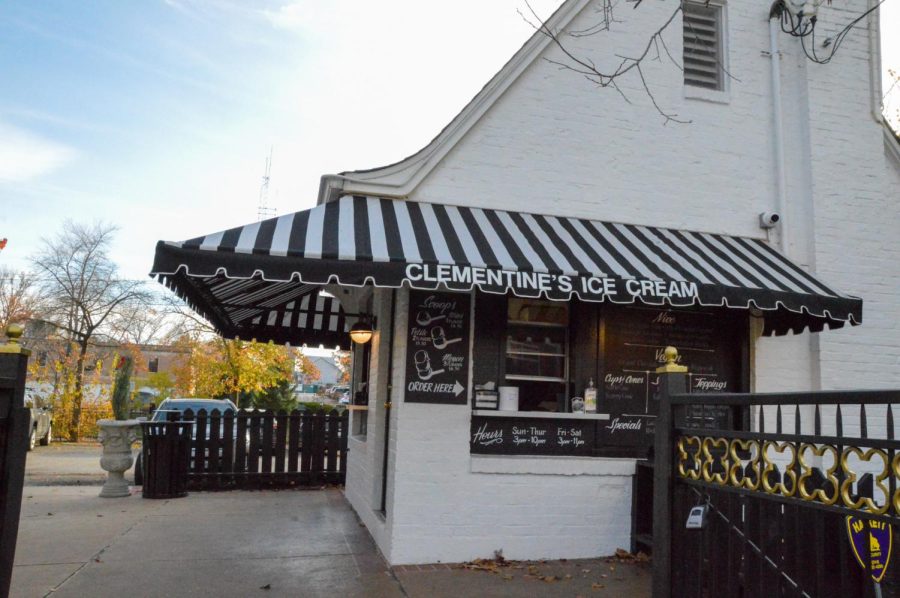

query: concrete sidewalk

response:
[11,486,649,597]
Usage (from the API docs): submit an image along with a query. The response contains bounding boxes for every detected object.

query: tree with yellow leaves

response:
[177,338,293,405]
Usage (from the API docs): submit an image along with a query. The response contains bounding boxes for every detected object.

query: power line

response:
[774,0,890,65]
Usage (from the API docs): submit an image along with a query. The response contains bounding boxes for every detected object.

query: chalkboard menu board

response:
[470,415,596,456]
[600,306,742,448]
[405,290,471,404]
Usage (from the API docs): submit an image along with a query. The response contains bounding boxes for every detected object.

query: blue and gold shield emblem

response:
[846,516,892,583]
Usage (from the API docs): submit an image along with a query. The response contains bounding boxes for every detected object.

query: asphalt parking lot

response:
[24,441,116,486]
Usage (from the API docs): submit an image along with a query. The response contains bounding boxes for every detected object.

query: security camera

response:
[759,212,781,229]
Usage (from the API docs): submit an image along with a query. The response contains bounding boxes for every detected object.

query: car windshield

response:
[151,401,235,421]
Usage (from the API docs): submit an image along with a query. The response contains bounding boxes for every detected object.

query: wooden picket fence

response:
[164,408,349,490]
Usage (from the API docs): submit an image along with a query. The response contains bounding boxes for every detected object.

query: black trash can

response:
[141,421,191,499]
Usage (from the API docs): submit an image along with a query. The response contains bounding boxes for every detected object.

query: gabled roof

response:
[316,0,586,204]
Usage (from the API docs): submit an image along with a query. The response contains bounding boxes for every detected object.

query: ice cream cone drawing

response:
[416,311,446,326]
[414,350,445,380]
[431,326,461,350]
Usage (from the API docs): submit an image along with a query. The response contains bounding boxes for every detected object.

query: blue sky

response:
[1,0,897,281]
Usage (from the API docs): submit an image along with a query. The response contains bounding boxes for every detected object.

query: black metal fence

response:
[0,347,29,598]
[653,373,900,597]
[160,408,349,490]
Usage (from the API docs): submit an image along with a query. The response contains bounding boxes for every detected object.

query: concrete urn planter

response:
[97,419,141,498]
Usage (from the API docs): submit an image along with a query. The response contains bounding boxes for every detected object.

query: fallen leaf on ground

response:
[592,582,605,590]
[461,553,517,574]
[260,584,271,590]
[541,575,559,582]
[609,548,650,563]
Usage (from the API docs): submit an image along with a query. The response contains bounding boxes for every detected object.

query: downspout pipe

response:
[768,3,822,394]
[768,4,790,255]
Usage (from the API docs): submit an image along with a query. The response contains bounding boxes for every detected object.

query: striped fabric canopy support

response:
[151,195,862,341]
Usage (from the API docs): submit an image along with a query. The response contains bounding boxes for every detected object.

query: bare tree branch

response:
[0,267,42,332]
[567,0,622,37]
[30,221,152,440]
[520,0,689,124]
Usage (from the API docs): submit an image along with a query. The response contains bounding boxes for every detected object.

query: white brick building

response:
[152,0,899,566]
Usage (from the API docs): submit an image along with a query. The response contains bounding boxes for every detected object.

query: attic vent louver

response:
[683,1,724,91]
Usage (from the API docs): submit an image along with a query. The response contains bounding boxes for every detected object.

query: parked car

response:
[134,398,239,485]
[148,398,238,424]
[329,385,349,401]
[338,392,351,405]
[24,387,52,451]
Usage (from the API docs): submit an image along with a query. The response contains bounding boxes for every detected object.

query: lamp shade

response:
[349,320,373,344]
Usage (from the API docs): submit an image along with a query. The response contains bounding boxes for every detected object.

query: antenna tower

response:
[257,147,276,221]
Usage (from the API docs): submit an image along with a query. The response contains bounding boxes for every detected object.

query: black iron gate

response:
[653,370,900,597]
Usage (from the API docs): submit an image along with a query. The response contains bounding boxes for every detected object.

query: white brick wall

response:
[803,3,900,392]
[416,1,780,238]
[388,289,636,564]
[342,287,395,557]
[342,0,899,565]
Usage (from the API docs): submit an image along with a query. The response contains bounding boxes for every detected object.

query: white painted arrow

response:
[453,381,464,396]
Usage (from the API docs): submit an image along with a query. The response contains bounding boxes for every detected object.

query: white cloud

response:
[0,122,75,182]
[262,2,307,31]
[262,1,340,36]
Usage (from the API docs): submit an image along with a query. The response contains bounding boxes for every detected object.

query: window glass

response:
[504,298,569,411]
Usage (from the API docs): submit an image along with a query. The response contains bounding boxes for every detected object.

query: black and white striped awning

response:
[152,196,862,339]
[156,274,351,348]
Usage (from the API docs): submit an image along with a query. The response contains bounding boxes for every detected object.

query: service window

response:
[503,298,569,412]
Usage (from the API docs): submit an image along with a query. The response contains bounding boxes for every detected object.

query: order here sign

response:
[405,290,470,405]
